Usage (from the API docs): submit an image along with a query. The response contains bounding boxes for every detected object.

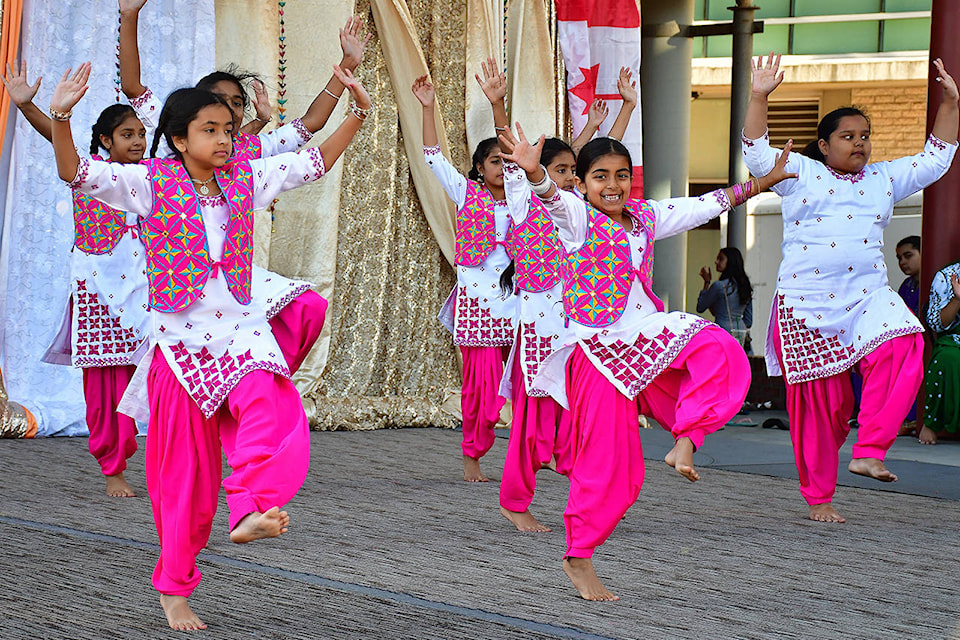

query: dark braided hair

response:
[150,88,231,160]
[89,104,137,156]
[800,106,870,164]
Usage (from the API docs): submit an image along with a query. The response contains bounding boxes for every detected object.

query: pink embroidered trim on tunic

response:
[169,341,291,417]
[521,322,554,397]
[928,134,948,151]
[299,147,326,181]
[129,87,155,111]
[740,130,768,147]
[582,319,709,398]
[264,282,313,320]
[292,118,311,144]
[69,156,91,189]
[454,287,514,347]
[777,295,922,384]
[73,279,144,366]
[825,164,866,184]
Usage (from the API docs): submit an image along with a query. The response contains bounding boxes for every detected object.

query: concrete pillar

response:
[726,0,758,253]
[641,0,695,311]
[920,0,960,311]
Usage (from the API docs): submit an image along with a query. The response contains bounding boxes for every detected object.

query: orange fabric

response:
[0,0,25,152]
[22,408,37,438]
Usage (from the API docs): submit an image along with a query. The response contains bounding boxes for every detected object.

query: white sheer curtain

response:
[0,0,215,435]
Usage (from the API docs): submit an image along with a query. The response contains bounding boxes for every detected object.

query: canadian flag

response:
[555,0,643,197]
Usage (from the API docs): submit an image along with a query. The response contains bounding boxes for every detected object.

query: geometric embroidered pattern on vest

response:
[169,340,290,418]
[142,159,255,313]
[454,286,514,347]
[509,198,561,292]
[73,279,144,367]
[582,318,708,397]
[232,131,263,161]
[455,181,501,267]
[563,200,656,328]
[520,321,556,397]
[72,190,129,255]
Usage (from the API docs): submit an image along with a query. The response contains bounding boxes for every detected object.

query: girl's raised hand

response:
[50,62,91,113]
[933,58,959,103]
[586,99,608,128]
[118,0,148,13]
[762,139,798,187]
[412,75,436,108]
[332,65,371,110]
[252,79,271,122]
[339,15,371,71]
[475,57,507,104]
[617,66,637,105]
[1,60,41,106]
[499,122,545,174]
[751,52,783,97]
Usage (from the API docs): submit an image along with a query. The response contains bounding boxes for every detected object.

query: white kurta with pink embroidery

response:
[534,187,732,407]
[500,162,567,397]
[132,86,315,318]
[742,131,957,383]
[424,147,516,347]
[66,148,327,418]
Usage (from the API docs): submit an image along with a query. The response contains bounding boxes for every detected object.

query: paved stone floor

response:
[1,424,958,639]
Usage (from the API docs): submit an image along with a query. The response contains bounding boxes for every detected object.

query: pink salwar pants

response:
[772,323,923,505]
[459,345,507,460]
[145,351,310,597]
[500,344,573,512]
[564,326,749,558]
[83,365,138,476]
[268,290,328,374]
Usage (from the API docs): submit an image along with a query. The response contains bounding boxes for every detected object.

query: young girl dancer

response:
[119,1,371,373]
[474,58,575,530]
[49,61,371,630]
[3,62,149,497]
[413,75,517,483]
[743,54,958,523]
[502,125,794,601]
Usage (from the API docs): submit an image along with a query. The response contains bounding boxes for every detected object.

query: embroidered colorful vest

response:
[507,197,562,292]
[562,199,660,328]
[455,181,503,267]
[73,155,133,255]
[232,131,263,161]
[141,159,255,313]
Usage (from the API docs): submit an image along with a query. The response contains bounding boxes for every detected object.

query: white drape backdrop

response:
[0,0,215,435]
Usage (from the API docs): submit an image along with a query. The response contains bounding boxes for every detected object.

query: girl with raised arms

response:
[48,61,371,631]
[742,54,958,523]
[501,123,795,601]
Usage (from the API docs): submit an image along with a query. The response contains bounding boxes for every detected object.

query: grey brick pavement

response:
[0,427,958,639]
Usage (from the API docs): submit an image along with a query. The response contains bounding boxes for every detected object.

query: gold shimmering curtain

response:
[299,0,467,430]
[0,367,37,438]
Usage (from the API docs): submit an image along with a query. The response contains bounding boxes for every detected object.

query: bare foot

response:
[848,457,897,482]
[919,425,938,445]
[500,506,551,532]
[897,420,917,437]
[229,506,289,544]
[562,557,619,601]
[808,503,846,523]
[160,594,206,631]
[542,456,558,472]
[664,437,699,482]
[463,456,489,482]
[105,472,135,497]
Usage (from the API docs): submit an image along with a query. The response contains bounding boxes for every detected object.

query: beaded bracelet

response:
[49,107,72,121]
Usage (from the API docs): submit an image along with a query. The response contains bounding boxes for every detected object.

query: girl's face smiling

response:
[577,153,632,216]
[546,150,576,192]
[102,114,146,164]
[819,114,871,174]
[172,104,234,169]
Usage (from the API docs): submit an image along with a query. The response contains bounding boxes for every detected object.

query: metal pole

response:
[641,0,695,311]
[726,1,758,253]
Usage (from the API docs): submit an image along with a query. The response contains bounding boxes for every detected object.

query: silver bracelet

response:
[349,102,373,121]
[254,115,272,123]
[323,88,341,100]
[527,165,551,194]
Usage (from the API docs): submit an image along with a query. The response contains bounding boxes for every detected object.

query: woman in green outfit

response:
[922,262,960,444]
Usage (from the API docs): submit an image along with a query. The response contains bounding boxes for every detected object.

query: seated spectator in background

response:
[896,235,922,433]
[698,247,753,354]
[921,260,960,445]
